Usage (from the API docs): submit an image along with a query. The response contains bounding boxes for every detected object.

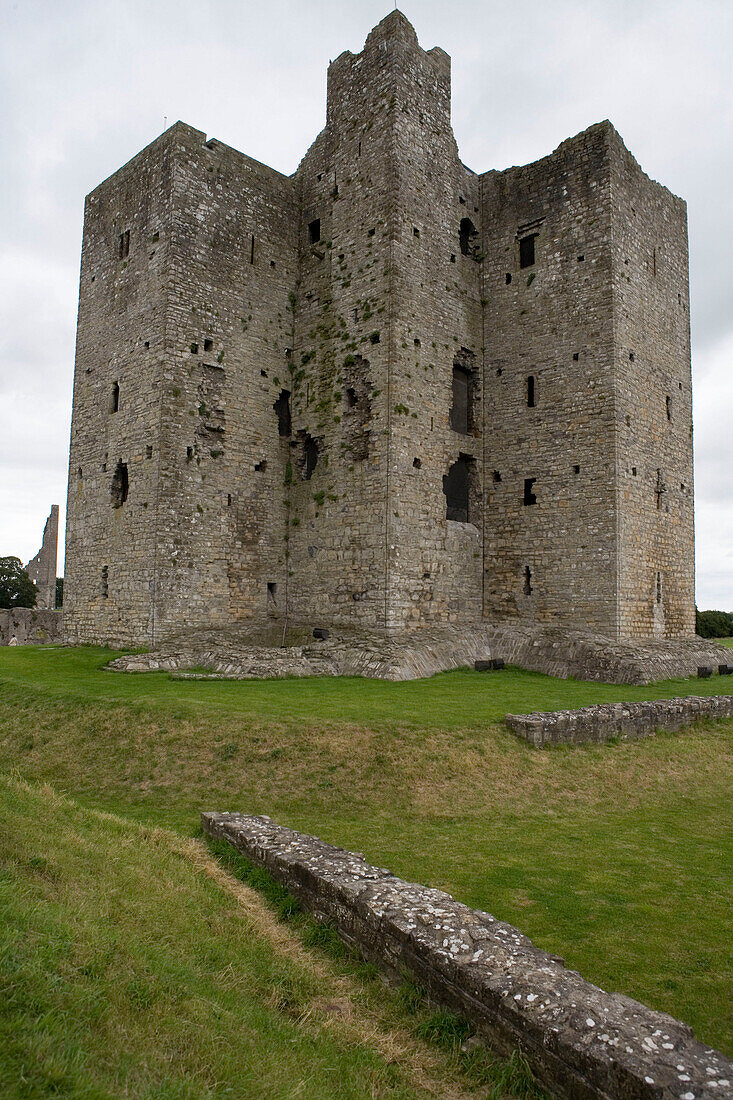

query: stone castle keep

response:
[64,11,698,653]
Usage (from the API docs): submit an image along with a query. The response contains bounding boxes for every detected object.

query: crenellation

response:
[64,12,698,652]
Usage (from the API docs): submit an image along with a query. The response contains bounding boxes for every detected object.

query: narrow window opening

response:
[77,466,83,480]
[450,252,456,263]
[352,307,359,323]
[227,493,232,506]
[655,469,666,509]
[505,273,512,284]
[629,352,635,362]
[632,466,637,476]
[204,338,213,352]
[492,470,501,483]
[368,227,375,237]
[101,566,109,598]
[267,582,277,603]
[110,461,129,508]
[186,446,194,461]
[274,390,292,437]
[146,445,153,459]
[118,230,130,259]
[665,395,671,420]
[358,141,362,156]
[111,381,120,413]
[413,226,420,238]
[656,571,662,604]
[413,457,421,469]
[250,235,255,264]
[308,218,321,244]
[519,234,536,269]
[370,331,380,344]
[414,337,420,347]
[254,460,267,472]
[450,365,471,433]
[144,341,149,348]
[260,369,268,378]
[270,260,276,268]
[523,477,537,506]
[527,375,536,408]
[190,343,199,354]
[573,464,580,474]
[523,566,533,595]
[459,218,476,256]
[577,254,584,262]
[443,454,474,522]
[572,352,579,361]
[302,433,319,480]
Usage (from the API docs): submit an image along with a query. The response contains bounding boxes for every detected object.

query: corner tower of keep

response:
[64,11,696,648]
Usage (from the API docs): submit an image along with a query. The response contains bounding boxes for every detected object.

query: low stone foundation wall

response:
[506,694,733,747]
[0,608,62,646]
[202,812,731,1100]
[107,622,729,685]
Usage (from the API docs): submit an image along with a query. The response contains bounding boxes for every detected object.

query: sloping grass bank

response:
[2,776,545,1099]
[0,646,731,1057]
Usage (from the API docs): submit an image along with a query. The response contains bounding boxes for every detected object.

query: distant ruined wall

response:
[0,609,62,646]
[25,505,59,611]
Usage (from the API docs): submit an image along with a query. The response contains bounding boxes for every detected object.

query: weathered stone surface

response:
[202,812,732,1100]
[107,621,728,685]
[25,505,59,610]
[506,694,733,747]
[0,608,62,646]
[65,11,698,656]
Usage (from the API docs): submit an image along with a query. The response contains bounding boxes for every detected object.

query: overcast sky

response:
[1,0,731,609]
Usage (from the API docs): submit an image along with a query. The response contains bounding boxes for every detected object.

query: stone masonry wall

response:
[65,130,177,645]
[202,812,732,1100]
[480,124,619,635]
[0,608,62,646]
[506,693,733,747]
[609,130,695,638]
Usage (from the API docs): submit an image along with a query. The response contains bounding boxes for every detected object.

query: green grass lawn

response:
[718,637,733,648]
[1,645,731,1063]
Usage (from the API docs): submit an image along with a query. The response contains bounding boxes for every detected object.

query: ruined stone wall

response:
[65,132,176,645]
[203,812,732,1100]
[609,130,695,638]
[0,608,61,646]
[25,505,58,610]
[480,124,619,636]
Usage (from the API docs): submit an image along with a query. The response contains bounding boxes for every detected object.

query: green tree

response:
[696,607,733,638]
[0,557,37,609]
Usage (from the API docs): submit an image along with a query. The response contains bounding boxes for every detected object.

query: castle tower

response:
[64,11,695,646]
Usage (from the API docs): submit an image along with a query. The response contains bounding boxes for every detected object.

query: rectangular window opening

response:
[267,582,277,602]
[527,375,536,408]
[118,230,130,259]
[308,218,321,244]
[250,235,255,264]
[101,566,109,598]
[666,395,671,421]
[519,234,536,269]
[523,477,537,506]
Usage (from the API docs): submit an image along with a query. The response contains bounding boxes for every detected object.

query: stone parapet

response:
[506,694,733,747]
[202,812,732,1100]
